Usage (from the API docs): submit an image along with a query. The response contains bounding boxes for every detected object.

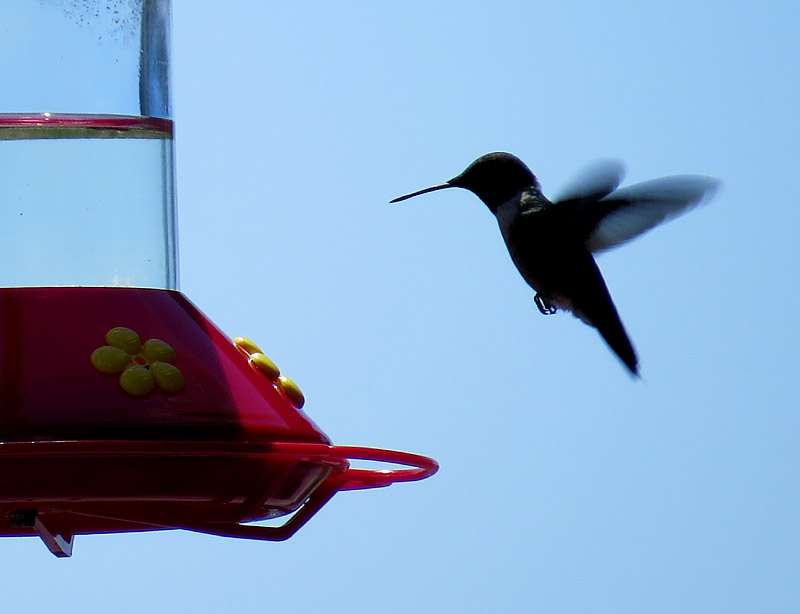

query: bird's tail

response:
[595,309,638,377]
[571,257,639,376]
[574,301,637,376]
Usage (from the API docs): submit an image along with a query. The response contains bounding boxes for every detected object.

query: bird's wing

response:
[576,175,720,253]
[553,159,627,204]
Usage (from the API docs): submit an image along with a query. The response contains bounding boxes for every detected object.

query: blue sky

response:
[5,1,800,612]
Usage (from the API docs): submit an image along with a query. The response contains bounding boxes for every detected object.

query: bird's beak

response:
[389,182,453,203]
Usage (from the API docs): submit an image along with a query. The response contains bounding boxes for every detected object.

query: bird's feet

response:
[534,293,558,315]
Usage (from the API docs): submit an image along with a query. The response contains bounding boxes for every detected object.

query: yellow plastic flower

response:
[91,327,185,397]
[233,336,305,408]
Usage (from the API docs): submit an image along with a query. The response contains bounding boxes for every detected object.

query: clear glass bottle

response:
[0,0,177,289]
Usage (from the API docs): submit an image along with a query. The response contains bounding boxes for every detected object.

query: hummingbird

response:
[390,152,719,376]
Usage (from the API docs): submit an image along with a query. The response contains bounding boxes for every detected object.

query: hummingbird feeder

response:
[0,1,436,557]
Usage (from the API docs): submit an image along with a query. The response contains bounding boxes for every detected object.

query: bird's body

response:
[391,152,720,376]
[494,182,639,373]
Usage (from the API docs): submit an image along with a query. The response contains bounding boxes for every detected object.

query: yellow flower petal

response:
[106,327,142,355]
[143,338,177,363]
[151,361,185,394]
[278,374,305,408]
[249,352,280,380]
[91,345,131,374]
[234,336,262,355]
[119,365,155,397]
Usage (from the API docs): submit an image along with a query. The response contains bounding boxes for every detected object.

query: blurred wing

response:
[554,159,627,204]
[584,175,721,253]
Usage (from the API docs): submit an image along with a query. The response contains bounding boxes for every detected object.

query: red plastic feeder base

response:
[0,288,437,556]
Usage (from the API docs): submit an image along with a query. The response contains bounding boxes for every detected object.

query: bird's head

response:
[391,152,538,212]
